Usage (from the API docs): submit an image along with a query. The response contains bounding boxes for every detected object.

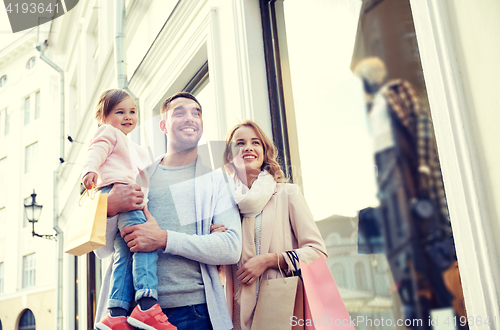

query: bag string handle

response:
[286,250,302,281]
[264,253,287,285]
[78,184,98,207]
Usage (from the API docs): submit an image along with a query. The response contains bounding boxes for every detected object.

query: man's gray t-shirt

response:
[148,161,205,308]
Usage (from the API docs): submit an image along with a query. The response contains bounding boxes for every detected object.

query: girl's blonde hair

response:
[94,89,132,123]
[224,120,287,183]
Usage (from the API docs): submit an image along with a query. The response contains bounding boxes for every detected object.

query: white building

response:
[0,31,60,329]
[1,0,500,329]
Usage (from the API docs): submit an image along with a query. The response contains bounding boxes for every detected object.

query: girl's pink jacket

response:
[82,124,150,189]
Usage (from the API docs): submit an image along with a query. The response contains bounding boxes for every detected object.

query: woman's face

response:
[231,126,265,177]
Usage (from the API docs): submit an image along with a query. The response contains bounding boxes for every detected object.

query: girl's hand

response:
[236,254,273,285]
[83,172,98,190]
[210,224,228,234]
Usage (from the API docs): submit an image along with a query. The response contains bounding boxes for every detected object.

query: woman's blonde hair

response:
[224,120,287,183]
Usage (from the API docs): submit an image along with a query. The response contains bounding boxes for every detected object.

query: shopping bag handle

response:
[79,184,98,207]
[264,253,289,286]
[286,250,302,281]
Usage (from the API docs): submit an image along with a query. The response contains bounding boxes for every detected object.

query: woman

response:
[215,120,327,330]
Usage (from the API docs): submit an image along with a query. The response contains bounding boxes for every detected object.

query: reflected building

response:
[317,215,405,330]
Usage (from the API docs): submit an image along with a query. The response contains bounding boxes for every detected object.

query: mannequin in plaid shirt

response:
[355,57,448,222]
[354,57,466,324]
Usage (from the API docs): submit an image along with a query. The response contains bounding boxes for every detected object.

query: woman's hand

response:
[210,224,228,234]
[236,254,274,285]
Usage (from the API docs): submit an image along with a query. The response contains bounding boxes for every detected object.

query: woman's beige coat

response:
[226,183,328,329]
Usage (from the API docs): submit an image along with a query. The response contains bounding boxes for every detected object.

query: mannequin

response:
[354,57,464,327]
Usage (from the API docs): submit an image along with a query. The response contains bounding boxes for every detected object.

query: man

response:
[95,92,242,330]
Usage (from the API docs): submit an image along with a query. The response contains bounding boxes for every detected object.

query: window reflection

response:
[280,0,467,328]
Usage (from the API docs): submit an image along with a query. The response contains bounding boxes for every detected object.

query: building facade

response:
[0,31,59,329]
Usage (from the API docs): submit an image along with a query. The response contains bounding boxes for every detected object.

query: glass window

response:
[26,57,36,70]
[0,262,3,293]
[18,309,35,330]
[25,143,38,174]
[35,92,40,119]
[24,97,30,125]
[270,0,467,325]
[22,254,35,288]
[0,75,6,88]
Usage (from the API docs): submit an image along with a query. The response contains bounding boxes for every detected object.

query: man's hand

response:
[82,172,97,190]
[107,183,144,217]
[210,224,228,234]
[121,206,167,253]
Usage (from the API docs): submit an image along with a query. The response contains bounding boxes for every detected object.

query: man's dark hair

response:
[161,92,202,115]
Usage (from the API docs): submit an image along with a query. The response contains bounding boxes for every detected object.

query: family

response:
[82,89,327,330]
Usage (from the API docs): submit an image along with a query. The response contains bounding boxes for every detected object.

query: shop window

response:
[183,62,217,144]
[26,57,36,70]
[18,309,35,330]
[22,254,35,288]
[0,75,6,88]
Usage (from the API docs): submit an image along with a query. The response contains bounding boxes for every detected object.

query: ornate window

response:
[26,57,36,70]
[354,262,368,290]
[0,76,6,88]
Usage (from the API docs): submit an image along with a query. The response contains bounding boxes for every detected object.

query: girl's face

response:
[103,96,137,135]
[231,126,265,177]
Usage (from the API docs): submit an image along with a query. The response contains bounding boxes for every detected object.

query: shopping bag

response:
[64,188,107,256]
[301,257,354,330]
[251,258,299,330]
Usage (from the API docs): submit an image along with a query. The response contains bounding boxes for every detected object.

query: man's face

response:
[160,97,203,152]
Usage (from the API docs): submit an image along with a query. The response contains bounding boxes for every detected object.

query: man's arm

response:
[106,183,144,217]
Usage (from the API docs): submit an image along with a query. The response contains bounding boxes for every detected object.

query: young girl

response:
[82,89,176,330]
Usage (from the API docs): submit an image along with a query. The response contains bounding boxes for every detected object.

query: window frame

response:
[24,97,30,126]
[35,92,40,120]
[22,254,36,289]
[0,261,3,294]
[25,57,36,70]
[25,142,38,174]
